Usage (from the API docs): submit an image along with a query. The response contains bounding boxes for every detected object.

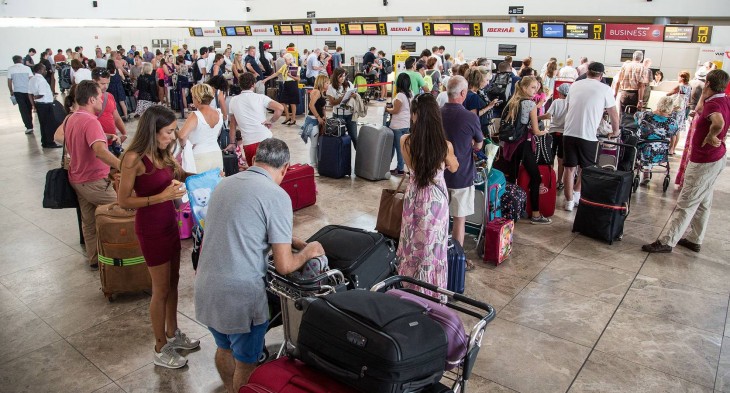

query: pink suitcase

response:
[239,357,357,393]
[177,202,193,239]
[386,289,467,370]
[483,183,514,265]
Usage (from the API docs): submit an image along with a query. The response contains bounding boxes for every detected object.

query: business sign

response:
[483,23,527,38]
[311,23,340,36]
[692,25,712,44]
[249,25,275,36]
[274,24,311,36]
[605,24,664,42]
[508,6,524,15]
[201,27,221,37]
[664,25,693,42]
[566,24,604,40]
[541,23,565,38]
[423,22,482,37]
[339,23,386,35]
[498,44,517,57]
[387,23,422,36]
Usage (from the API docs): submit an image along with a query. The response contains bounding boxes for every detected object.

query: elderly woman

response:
[135,62,159,117]
[176,84,224,173]
[635,95,679,184]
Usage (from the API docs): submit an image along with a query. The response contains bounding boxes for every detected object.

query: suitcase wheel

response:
[632,175,640,193]
[257,347,269,365]
[663,176,670,192]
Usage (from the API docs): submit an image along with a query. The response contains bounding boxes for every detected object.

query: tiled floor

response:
[0,77,729,393]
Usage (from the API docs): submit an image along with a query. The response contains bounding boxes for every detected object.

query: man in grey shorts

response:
[194,138,324,392]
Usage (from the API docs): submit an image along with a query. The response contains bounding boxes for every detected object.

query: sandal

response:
[465,260,476,271]
[282,119,291,125]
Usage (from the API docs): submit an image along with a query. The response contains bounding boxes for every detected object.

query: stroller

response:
[631,109,677,192]
[58,63,72,94]
[353,71,380,104]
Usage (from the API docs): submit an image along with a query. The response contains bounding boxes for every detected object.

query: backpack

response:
[486,72,512,101]
[192,60,202,82]
[498,99,529,143]
[422,72,434,92]
[381,58,393,74]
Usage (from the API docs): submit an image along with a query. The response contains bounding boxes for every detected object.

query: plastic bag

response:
[185,168,223,229]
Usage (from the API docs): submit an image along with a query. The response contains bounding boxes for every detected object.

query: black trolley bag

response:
[306,225,397,290]
[296,290,448,393]
[572,140,637,244]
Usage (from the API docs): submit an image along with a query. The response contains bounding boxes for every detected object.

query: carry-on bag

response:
[280,164,317,211]
[446,238,466,294]
[95,203,152,301]
[385,289,467,371]
[354,125,393,181]
[296,290,448,393]
[222,151,239,177]
[306,225,397,290]
[375,176,406,239]
[573,141,636,244]
[317,135,351,179]
[517,164,557,218]
[500,183,527,221]
[325,117,347,137]
[240,356,358,393]
[480,183,514,265]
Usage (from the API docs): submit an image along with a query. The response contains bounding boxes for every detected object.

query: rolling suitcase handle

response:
[594,139,638,170]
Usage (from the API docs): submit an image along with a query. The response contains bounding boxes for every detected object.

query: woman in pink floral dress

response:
[397,93,459,297]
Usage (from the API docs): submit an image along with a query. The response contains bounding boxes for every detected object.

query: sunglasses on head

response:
[92,68,110,78]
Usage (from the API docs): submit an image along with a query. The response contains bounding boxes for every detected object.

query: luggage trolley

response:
[633,138,672,192]
[266,263,349,358]
[371,276,496,393]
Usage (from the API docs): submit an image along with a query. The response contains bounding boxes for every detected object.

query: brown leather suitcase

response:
[95,203,151,301]
[266,87,279,101]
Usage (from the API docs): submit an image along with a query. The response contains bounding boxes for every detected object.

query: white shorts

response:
[448,186,475,218]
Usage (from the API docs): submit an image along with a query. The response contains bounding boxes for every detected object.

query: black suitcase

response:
[572,166,633,244]
[297,290,447,393]
[317,135,352,179]
[306,225,397,290]
[222,151,239,177]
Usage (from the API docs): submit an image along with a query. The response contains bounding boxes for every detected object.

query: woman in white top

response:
[385,73,412,175]
[176,84,224,173]
[327,67,358,147]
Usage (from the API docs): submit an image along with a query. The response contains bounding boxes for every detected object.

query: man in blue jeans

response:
[194,138,324,391]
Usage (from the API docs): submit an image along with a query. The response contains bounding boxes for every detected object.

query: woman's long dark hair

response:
[330,67,351,90]
[395,73,411,99]
[405,94,447,189]
[121,105,182,179]
[106,59,116,75]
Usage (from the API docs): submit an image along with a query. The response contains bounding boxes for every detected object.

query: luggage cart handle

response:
[371,275,495,321]
[267,266,346,290]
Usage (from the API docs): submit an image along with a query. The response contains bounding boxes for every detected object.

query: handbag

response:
[534,134,554,166]
[375,175,407,239]
[43,117,79,209]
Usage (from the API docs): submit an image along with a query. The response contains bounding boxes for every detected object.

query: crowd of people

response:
[8,39,729,393]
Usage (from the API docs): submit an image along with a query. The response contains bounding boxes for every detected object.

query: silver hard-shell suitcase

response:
[354,125,393,181]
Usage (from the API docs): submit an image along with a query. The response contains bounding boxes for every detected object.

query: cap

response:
[263,43,271,50]
[696,70,708,80]
[557,83,571,96]
[588,62,605,73]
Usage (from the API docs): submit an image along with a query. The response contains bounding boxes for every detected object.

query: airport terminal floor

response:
[0,76,730,393]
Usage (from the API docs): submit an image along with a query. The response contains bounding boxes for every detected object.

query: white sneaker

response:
[154,343,187,369]
[573,191,581,206]
[564,200,574,212]
[167,328,200,350]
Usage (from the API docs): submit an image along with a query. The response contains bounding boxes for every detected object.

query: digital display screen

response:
[362,24,378,35]
[401,42,417,52]
[348,24,362,35]
[542,24,565,38]
[225,27,236,36]
[280,26,292,35]
[498,44,517,57]
[566,24,589,39]
[235,27,247,36]
[451,23,472,36]
[192,28,203,37]
[664,26,693,42]
[292,25,304,35]
[433,23,452,36]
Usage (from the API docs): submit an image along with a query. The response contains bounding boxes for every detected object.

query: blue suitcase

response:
[447,238,466,294]
[296,88,308,115]
[318,135,352,179]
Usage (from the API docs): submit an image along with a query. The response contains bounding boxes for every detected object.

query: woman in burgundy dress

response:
[118,105,200,369]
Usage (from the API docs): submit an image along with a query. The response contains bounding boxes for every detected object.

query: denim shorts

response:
[209,321,269,363]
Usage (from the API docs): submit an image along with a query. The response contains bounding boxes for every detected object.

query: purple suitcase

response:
[386,289,467,370]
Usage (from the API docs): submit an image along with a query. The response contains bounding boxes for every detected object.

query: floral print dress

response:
[396,168,450,298]
[635,110,679,169]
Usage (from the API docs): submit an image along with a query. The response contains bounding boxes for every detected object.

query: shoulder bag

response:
[375,175,407,239]
[43,116,80,209]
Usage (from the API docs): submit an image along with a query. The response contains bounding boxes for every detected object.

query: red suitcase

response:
[517,164,557,218]
[239,357,357,393]
[483,184,514,265]
[280,164,317,211]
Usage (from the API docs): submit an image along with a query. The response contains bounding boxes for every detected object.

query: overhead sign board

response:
[541,23,565,38]
[605,24,664,42]
[249,25,275,36]
[565,24,604,40]
[692,26,713,43]
[423,22,482,37]
[508,6,524,15]
[387,23,422,36]
[664,25,694,42]
[339,23,386,35]
[311,23,340,36]
[483,23,528,38]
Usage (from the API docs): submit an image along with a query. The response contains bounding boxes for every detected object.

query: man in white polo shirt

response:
[29,63,62,148]
[226,72,284,167]
[7,55,34,134]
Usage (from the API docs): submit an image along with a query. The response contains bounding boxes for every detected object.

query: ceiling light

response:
[0,18,215,28]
